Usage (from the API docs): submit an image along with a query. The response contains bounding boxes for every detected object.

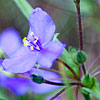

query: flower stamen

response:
[23,32,42,51]
[30,32,34,36]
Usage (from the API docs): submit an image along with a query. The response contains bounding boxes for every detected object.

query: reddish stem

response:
[57,59,80,81]
[76,3,83,50]
[50,88,66,100]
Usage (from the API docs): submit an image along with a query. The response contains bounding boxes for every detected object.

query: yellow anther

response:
[23,37,27,41]
[30,32,34,36]
[30,46,34,50]
[24,43,27,46]
[34,40,37,44]
[34,36,38,40]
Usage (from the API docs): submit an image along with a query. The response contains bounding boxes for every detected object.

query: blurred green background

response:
[0,0,100,100]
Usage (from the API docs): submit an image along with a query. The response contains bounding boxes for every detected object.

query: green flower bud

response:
[81,75,95,89]
[76,51,87,64]
[30,74,44,84]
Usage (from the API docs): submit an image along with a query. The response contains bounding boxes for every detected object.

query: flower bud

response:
[81,75,95,88]
[30,74,44,84]
[76,51,86,64]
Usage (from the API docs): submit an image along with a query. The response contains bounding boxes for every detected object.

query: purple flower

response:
[0,27,61,99]
[0,72,31,96]
[3,7,65,73]
[0,59,3,66]
[0,28,22,57]
[0,69,61,98]
[98,0,100,6]
[30,69,61,94]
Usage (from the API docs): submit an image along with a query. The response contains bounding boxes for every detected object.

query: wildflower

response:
[0,68,61,96]
[0,72,30,96]
[0,28,30,95]
[0,28,61,98]
[0,27,22,57]
[3,7,65,73]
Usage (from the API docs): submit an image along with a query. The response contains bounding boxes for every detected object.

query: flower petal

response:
[37,41,65,68]
[0,59,3,66]
[0,72,6,86]
[0,27,22,57]
[28,7,56,45]
[2,47,38,73]
[31,69,60,94]
[0,72,30,96]
[5,77,30,95]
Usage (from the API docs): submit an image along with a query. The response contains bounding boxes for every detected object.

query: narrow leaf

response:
[14,0,33,19]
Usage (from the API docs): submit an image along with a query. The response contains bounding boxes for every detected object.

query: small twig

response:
[57,59,80,81]
[50,88,66,100]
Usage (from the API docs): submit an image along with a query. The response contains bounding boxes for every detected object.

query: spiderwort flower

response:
[3,7,65,73]
[0,28,22,57]
[0,72,31,96]
[0,28,30,95]
[0,28,61,100]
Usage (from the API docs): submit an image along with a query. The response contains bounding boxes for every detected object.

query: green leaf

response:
[14,0,33,19]
[68,47,78,64]
[82,93,91,100]
[81,75,95,88]
[59,48,80,77]
[0,48,8,59]
[82,87,100,100]
[53,33,80,77]
[81,78,100,99]
[59,48,79,68]
[0,99,8,100]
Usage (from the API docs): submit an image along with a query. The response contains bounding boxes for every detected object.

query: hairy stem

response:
[75,1,83,50]
[82,64,86,75]
[44,79,83,87]
[75,0,86,77]
[57,59,80,81]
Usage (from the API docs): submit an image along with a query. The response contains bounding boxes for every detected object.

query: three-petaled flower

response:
[2,7,65,73]
[0,28,61,97]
